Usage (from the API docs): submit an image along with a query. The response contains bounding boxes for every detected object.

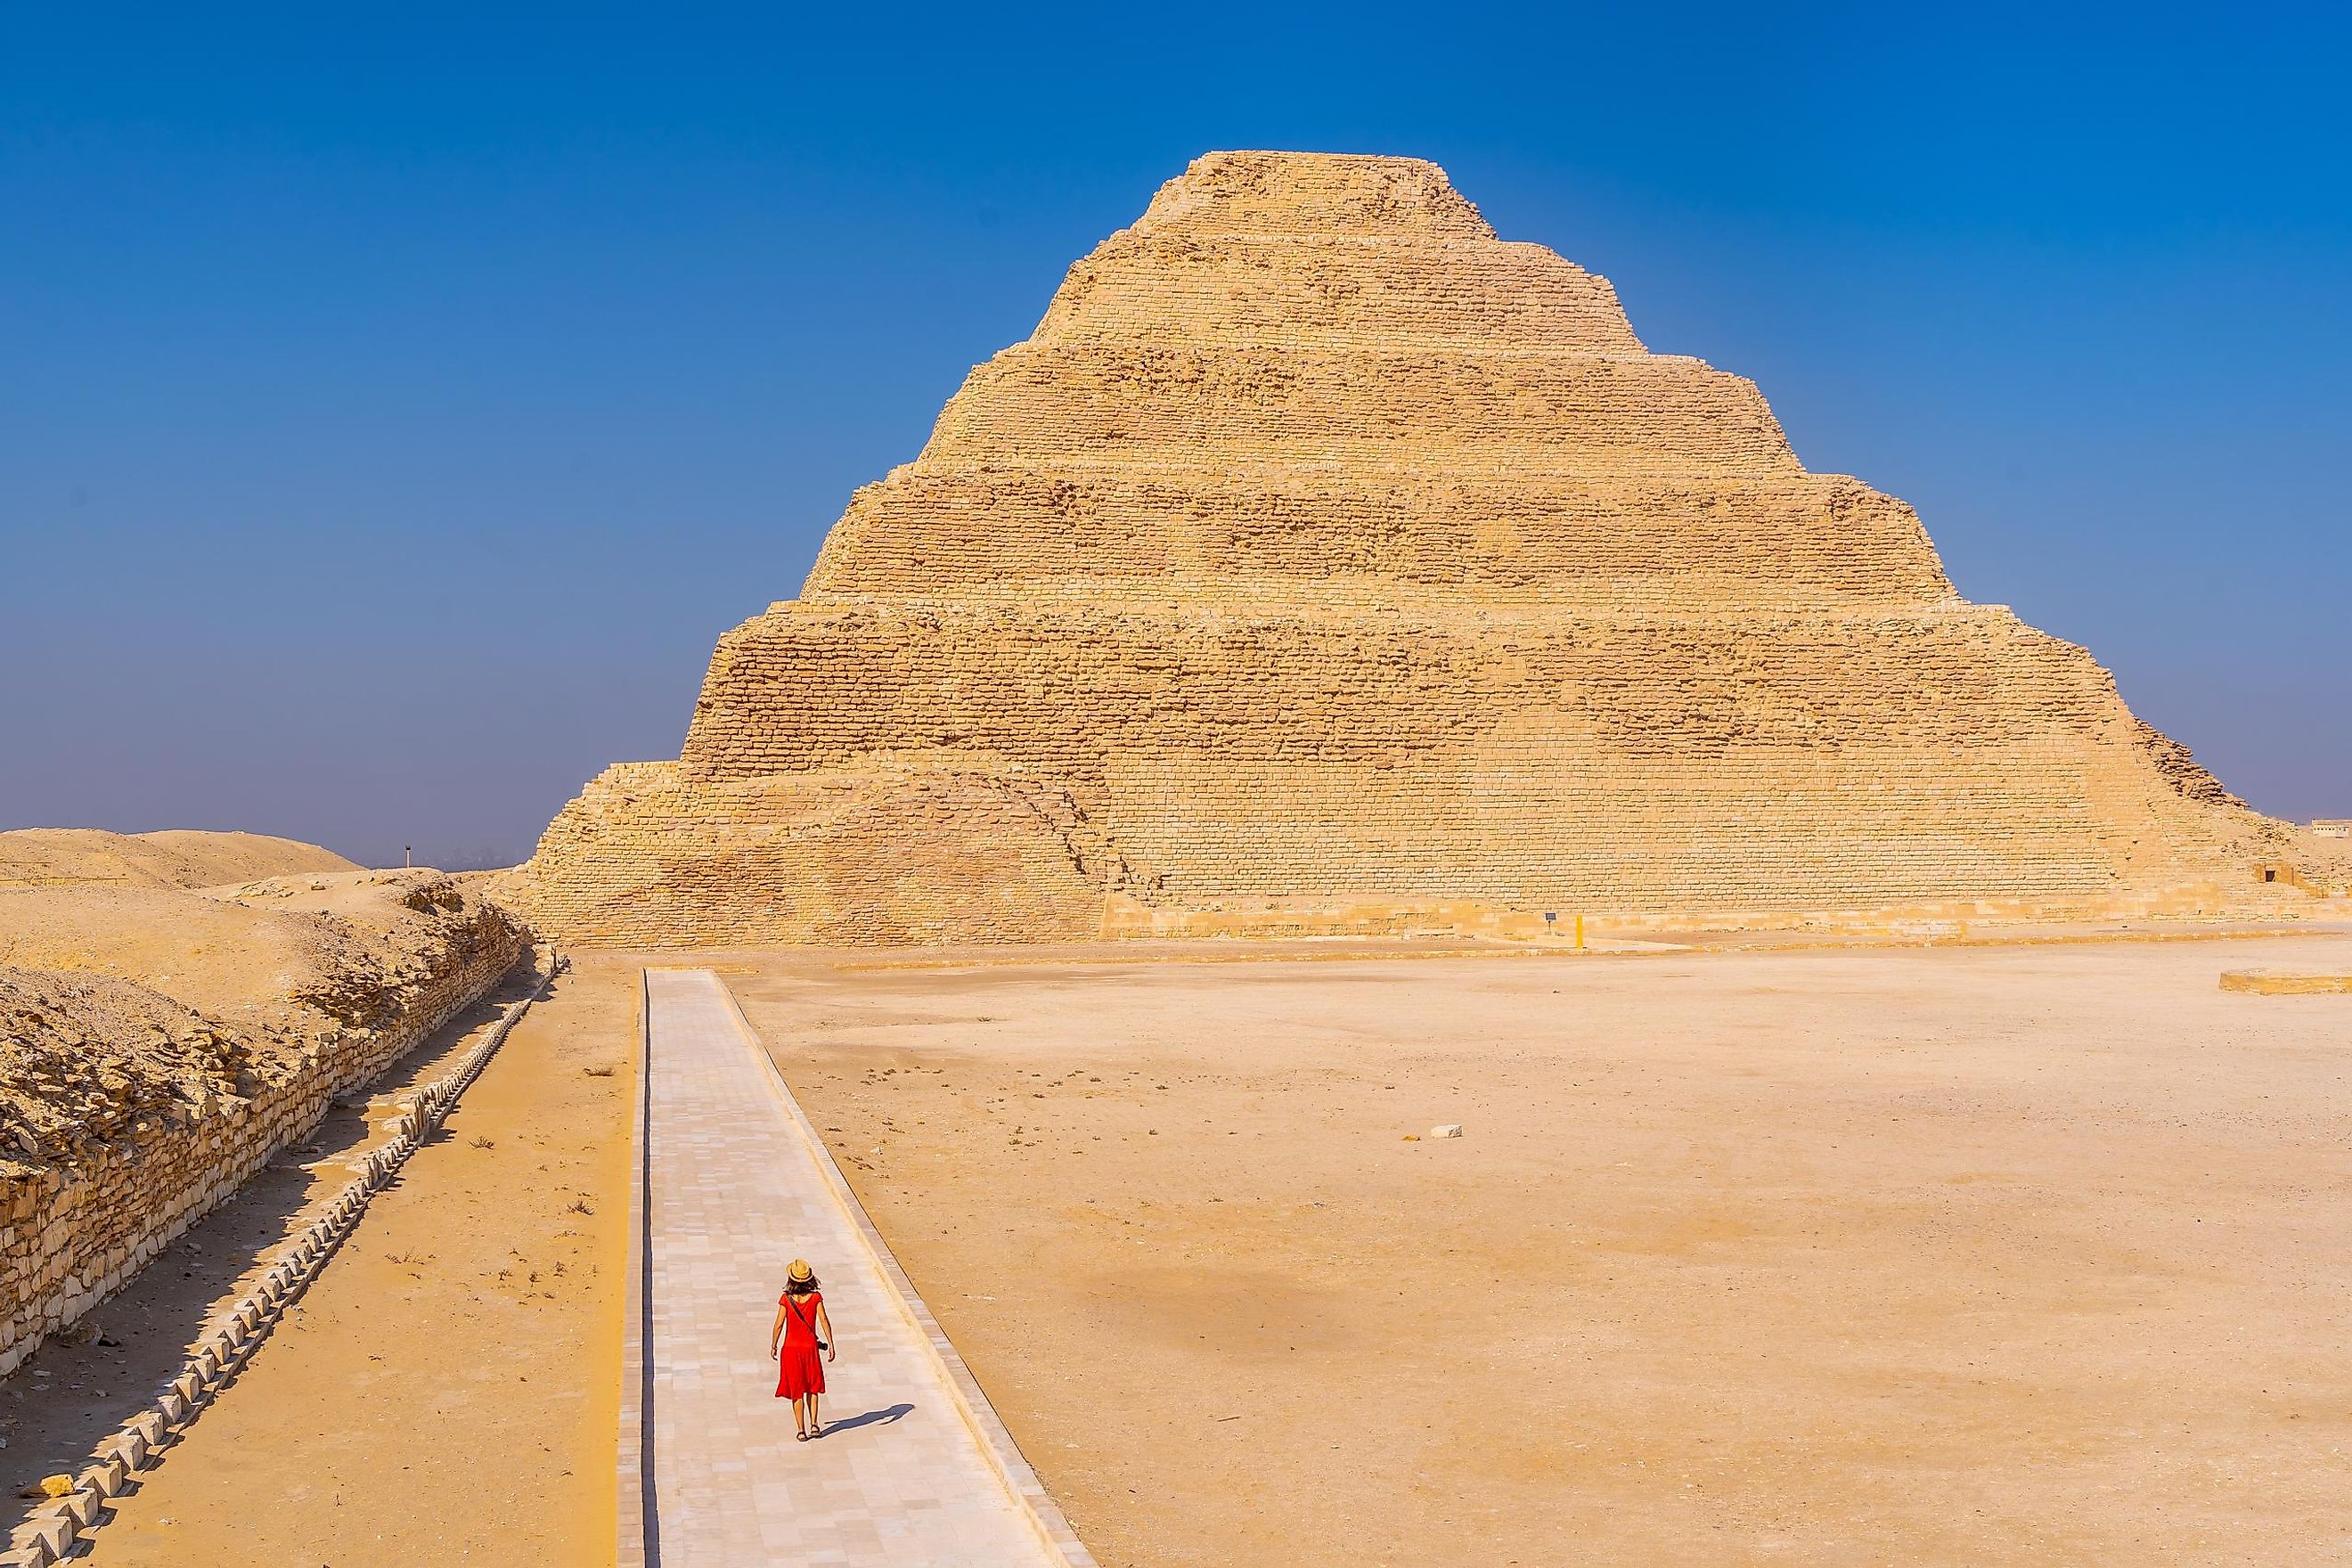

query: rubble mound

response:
[0,869,524,1372]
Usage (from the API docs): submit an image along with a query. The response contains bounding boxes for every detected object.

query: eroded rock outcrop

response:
[0,870,524,1371]
[508,151,2323,945]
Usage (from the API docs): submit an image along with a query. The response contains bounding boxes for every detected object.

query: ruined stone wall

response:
[510,151,2299,947]
[0,892,522,1375]
[517,762,1108,948]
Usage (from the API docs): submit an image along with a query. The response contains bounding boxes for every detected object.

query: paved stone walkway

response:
[633,968,1088,1566]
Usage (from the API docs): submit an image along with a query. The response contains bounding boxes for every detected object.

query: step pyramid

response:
[509,151,2298,946]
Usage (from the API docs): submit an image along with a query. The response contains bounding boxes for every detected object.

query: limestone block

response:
[10,1516,67,1562]
[77,1458,126,1499]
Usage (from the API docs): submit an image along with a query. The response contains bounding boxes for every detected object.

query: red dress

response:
[776,1290,826,1400]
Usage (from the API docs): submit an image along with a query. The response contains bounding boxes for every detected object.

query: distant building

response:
[2312,820,2352,838]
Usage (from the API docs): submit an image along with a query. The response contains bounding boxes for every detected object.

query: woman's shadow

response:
[821,1401,914,1437]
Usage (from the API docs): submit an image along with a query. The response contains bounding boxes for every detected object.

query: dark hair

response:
[787,1275,820,1295]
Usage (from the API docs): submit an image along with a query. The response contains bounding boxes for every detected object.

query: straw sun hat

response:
[787,1259,817,1287]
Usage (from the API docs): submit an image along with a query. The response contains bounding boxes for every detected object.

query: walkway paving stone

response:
[634,968,1088,1566]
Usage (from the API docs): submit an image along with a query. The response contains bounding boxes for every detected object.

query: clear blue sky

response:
[4,4,2346,868]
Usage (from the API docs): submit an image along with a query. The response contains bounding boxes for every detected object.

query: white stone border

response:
[710,974,1099,1567]
[2,951,559,1568]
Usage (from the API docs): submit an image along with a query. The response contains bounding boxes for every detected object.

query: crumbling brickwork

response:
[0,877,523,1372]
[508,151,2300,946]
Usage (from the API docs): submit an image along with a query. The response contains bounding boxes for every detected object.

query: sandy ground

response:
[0,828,355,889]
[53,956,637,1566]
[5,931,2342,1564]
[723,933,2352,1567]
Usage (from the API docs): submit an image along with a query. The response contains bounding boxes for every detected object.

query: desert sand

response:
[705,931,2352,1566]
[0,871,503,1030]
[0,829,357,890]
[49,955,636,1565]
[0,930,2341,1563]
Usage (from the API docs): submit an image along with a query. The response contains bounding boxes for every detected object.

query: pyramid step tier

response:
[804,468,1952,603]
[1038,231,1646,354]
[922,343,1799,477]
[507,749,2259,950]
[1125,152,1499,241]
[681,600,2141,785]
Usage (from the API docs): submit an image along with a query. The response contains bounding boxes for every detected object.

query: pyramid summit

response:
[508,150,2316,945]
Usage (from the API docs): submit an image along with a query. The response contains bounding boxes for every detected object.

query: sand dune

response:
[0,828,358,890]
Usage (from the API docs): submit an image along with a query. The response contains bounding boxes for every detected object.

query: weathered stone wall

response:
[2,965,555,1568]
[510,150,2309,947]
[516,762,1108,948]
[804,472,1954,606]
[0,886,522,1375]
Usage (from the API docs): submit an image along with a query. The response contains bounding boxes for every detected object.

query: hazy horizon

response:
[5,5,2346,869]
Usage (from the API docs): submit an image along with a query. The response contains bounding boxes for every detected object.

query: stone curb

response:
[2220,968,2352,995]
[1,951,560,1568]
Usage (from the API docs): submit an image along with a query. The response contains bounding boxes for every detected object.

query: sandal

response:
[796,1432,809,1442]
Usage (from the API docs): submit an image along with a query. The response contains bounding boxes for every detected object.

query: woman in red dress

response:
[770,1257,836,1440]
